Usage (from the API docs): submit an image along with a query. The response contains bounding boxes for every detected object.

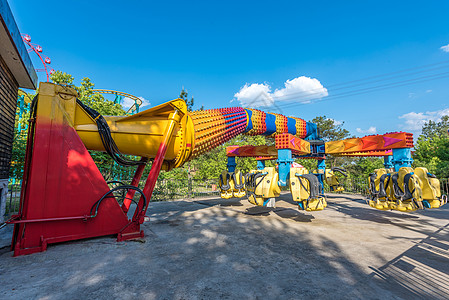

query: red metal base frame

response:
[8,114,154,256]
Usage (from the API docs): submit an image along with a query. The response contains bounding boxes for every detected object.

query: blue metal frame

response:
[391,148,413,171]
[227,156,236,173]
[384,155,394,169]
[315,159,326,192]
[277,149,293,186]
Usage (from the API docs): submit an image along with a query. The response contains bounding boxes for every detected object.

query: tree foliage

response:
[312,116,351,142]
[421,116,449,139]
[413,116,449,178]
[311,115,353,169]
[190,135,274,180]
[178,88,203,112]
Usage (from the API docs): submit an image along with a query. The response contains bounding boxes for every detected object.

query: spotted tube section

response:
[189,107,317,159]
[244,108,315,139]
[190,108,247,159]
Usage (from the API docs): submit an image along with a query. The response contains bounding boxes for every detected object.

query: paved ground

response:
[1,193,448,300]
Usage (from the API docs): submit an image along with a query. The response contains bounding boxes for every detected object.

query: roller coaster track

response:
[92,89,143,114]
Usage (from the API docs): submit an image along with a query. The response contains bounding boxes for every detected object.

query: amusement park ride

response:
[5,82,447,256]
[21,34,53,82]
[92,89,143,115]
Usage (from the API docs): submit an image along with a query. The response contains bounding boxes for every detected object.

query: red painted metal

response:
[11,114,130,256]
[121,157,148,213]
[9,91,185,255]
[118,111,179,240]
[8,215,90,224]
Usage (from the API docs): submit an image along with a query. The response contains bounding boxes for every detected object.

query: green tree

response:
[311,116,352,169]
[345,157,384,178]
[179,88,194,112]
[50,71,126,116]
[421,116,449,139]
[413,116,449,178]
[190,135,274,180]
[9,90,36,181]
[179,87,203,111]
[312,116,351,142]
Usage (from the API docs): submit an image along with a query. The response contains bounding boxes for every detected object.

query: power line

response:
[272,71,449,111]
[270,63,449,103]
[237,60,449,107]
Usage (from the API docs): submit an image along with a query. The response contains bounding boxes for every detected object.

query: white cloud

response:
[233,83,274,108]
[356,126,377,135]
[426,89,433,93]
[399,108,449,132]
[440,44,449,52]
[122,96,150,110]
[234,76,328,108]
[272,76,328,103]
[327,118,342,126]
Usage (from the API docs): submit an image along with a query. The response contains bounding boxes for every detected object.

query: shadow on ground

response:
[0,193,448,299]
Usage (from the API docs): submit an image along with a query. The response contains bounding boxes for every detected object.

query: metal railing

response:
[4,183,21,218]
[324,177,370,195]
[3,178,221,219]
[4,177,449,219]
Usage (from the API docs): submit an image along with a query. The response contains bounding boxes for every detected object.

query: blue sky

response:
[9,0,449,138]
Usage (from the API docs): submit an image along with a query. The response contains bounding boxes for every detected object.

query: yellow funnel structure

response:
[39,83,248,170]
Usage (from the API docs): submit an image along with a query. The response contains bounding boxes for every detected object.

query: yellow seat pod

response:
[414,167,445,209]
[232,170,246,198]
[289,167,327,211]
[324,168,346,192]
[368,168,391,210]
[245,167,280,207]
[219,170,234,199]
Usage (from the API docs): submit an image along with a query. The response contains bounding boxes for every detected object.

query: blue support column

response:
[316,159,326,192]
[227,156,236,173]
[391,148,413,172]
[277,149,293,186]
[317,159,326,172]
[384,155,394,169]
[256,160,265,170]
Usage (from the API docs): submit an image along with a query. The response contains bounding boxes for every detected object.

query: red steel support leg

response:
[118,110,180,241]
[121,157,148,213]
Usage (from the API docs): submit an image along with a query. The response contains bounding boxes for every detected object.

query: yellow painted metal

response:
[246,167,280,206]
[219,170,234,199]
[368,168,390,210]
[232,170,246,198]
[260,167,280,198]
[414,167,444,208]
[246,170,265,206]
[289,167,309,202]
[368,167,445,212]
[289,167,327,211]
[324,169,344,192]
[219,170,246,199]
[39,82,194,170]
[75,98,192,170]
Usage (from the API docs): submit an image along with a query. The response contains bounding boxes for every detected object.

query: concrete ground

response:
[1,193,448,300]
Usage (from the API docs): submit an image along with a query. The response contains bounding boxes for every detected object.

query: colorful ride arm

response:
[73,92,318,170]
